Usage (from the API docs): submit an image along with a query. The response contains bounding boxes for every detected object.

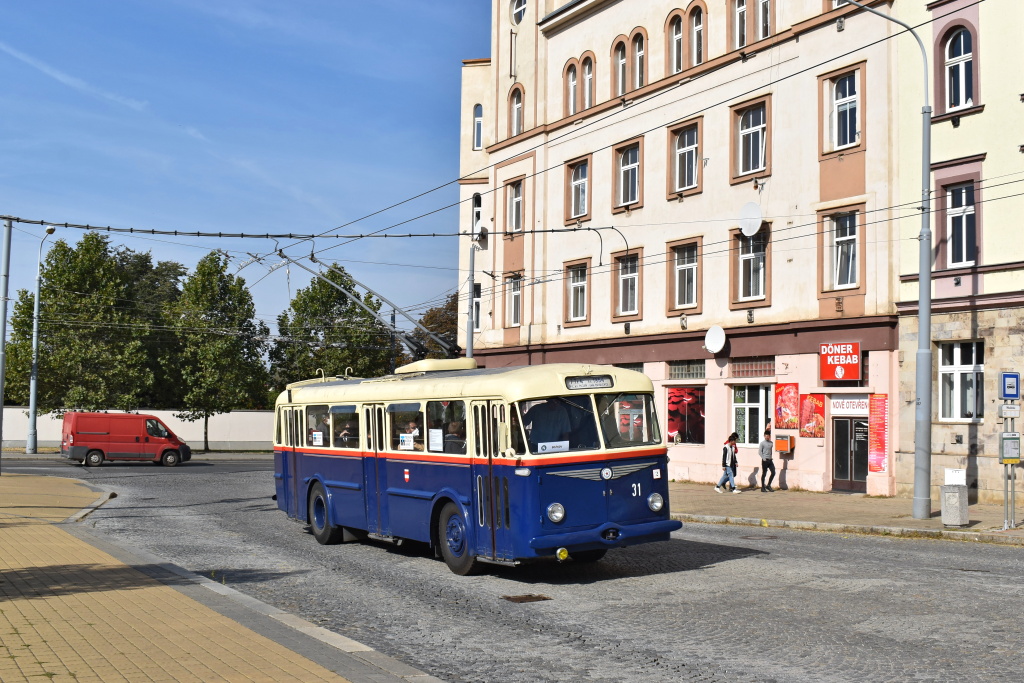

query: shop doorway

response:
[832,418,868,492]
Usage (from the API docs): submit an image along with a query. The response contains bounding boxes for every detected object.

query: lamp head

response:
[44,225,55,235]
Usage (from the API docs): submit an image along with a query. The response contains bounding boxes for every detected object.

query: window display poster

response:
[774,383,799,430]
[666,387,706,444]
[798,394,825,438]
[869,394,889,473]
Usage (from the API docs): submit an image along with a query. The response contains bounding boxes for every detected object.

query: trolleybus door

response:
[470,401,513,562]
[363,404,390,536]
[283,407,302,519]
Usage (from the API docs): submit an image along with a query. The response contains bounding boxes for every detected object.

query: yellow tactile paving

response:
[0,474,351,683]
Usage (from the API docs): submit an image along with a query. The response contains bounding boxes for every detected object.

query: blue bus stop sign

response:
[1000,372,1021,401]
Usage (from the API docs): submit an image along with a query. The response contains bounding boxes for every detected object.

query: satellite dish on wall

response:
[704,325,726,354]
[739,202,763,237]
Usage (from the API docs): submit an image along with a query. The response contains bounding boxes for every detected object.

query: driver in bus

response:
[403,420,424,451]
[523,399,571,450]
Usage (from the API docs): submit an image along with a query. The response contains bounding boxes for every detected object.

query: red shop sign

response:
[819,342,861,381]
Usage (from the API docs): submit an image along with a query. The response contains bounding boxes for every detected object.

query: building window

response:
[472,104,483,150]
[738,103,767,175]
[616,254,639,316]
[735,0,747,49]
[614,42,627,96]
[471,193,483,235]
[757,0,771,40]
[567,65,578,115]
[738,229,767,301]
[832,73,858,150]
[633,34,645,89]
[674,124,699,192]
[473,283,481,332]
[510,0,527,25]
[673,243,698,308]
[614,363,644,373]
[940,342,984,421]
[570,160,588,219]
[582,58,593,108]
[567,264,587,321]
[506,276,522,327]
[731,356,775,378]
[667,386,705,444]
[733,385,769,446]
[510,88,523,136]
[507,180,522,232]
[670,16,683,74]
[618,144,639,207]
[670,360,706,380]
[830,212,857,289]
[945,28,973,111]
[947,183,976,267]
[691,8,704,66]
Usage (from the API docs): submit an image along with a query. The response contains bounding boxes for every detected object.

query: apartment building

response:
[457,0,931,497]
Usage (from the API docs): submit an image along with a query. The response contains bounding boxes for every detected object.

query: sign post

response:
[999,372,1020,529]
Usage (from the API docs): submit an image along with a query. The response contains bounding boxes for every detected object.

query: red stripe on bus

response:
[283,445,665,467]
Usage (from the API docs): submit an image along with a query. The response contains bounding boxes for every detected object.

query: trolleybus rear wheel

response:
[438,502,478,575]
[308,482,343,545]
[570,549,607,563]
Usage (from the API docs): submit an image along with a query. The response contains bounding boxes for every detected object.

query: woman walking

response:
[715,432,742,493]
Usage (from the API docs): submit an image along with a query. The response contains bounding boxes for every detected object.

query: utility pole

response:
[0,219,13,474]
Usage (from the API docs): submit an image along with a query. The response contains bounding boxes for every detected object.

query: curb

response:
[65,491,117,522]
[672,513,1024,546]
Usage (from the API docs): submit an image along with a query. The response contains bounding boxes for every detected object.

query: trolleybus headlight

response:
[647,492,664,512]
[546,502,566,523]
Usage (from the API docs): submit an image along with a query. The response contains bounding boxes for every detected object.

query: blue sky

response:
[0,0,492,332]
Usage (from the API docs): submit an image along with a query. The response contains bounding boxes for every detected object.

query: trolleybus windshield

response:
[517,395,600,454]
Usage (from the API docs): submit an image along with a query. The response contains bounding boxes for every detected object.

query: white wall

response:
[2,408,274,451]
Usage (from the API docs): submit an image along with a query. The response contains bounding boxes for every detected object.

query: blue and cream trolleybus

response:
[273,358,681,574]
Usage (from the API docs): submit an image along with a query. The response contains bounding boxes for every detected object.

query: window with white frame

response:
[473,283,481,331]
[940,341,984,421]
[673,243,698,308]
[738,229,767,300]
[506,276,522,327]
[617,254,639,316]
[583,58,593,108]
[830,212,857,289]
[739,103,767,174]
[757,0,771,40]
[947,183,977,266]
[670,17,683,74]
[471,193,482,234]
[511,0,527,25]
[570,160,588,218]
[832,73,858,150]
[633,34,645,89]
[507,180,522,232]
[733,384,769,446]
[510,89,523,136]
[735,0,747,49]
[691,9,704,66]
[618,144,639,206]
[568,264,587,321]
[945,28,974,110]
[472,104,483,150]
[615,43,627,96]
[674,124,699,192]
[567,65,577,115]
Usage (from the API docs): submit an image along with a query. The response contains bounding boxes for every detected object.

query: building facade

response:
[456,0,1021,501]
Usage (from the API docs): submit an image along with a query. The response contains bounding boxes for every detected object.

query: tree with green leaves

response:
[269,264,394,390]
[409,292,460,360]
[172,251,269,450]
[5,232,174,412]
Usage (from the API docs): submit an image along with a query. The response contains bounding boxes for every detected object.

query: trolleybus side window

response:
[596,392,662,448]
[426,400,467,454]
[306,405,330,447]
[509,405,527,455]
[517,396,600,454]
[330,405,359,449]
[275,408,282,445]
[388,403,424,451]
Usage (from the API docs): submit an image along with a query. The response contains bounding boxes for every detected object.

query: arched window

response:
[510,88,523,136]
[945,28,973,110]
[472,104,483,150]
[614,42,627,96]
[567,64,578,115]
[471,193,483,234]
[510,0,527,25]
[670,16,683,74]
[582,58,593,109]
[691,8,704,66]
[632,34,645,89]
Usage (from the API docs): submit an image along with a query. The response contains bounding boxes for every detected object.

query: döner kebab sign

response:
[819,342,861,381]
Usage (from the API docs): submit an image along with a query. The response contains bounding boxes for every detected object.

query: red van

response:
[60,412,192,467]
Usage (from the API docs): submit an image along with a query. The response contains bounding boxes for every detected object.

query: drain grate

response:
[502,594,552,603]
[740,535,778,540]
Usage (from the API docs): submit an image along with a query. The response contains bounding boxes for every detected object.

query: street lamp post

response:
[26,225,55,455]
[844,0,932,518]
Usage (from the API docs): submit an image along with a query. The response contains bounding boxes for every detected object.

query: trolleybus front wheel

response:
[438,502,478,575]
[570,549,607,563]
[308,482,343,545]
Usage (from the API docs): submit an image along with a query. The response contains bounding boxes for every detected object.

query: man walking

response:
[759,430,776,492]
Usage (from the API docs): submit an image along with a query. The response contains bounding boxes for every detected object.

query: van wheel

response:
[85,450,104,467]
[438,502,478,575]
[161,450,180,467]
[308,482,342,545]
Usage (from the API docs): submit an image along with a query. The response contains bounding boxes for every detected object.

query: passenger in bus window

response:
[335,421,357,447]
[402,420,424,451]
[444,421,466,454]
[523,399,571,450]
